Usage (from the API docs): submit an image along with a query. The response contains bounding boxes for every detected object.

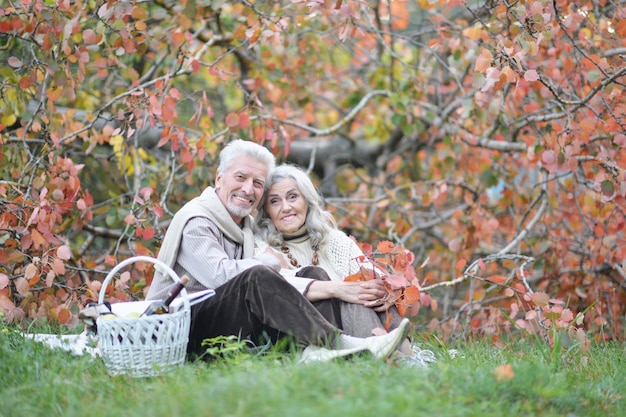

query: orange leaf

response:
[486,275,507,284]
[344,272,364,282]
[376,240,395,253]
[357,267,377,281]
[616,20,626,37]
[57,307,71,324]
[384,312,392,330]
[31,228,46,249]
[403,285,421,304]
[28,274,40,287]
[172,30,185,47]
[474,48,493,72]
[396,302,407,316]
[493,364,514,382]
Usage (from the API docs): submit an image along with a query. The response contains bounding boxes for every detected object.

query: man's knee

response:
[241,265,283,282]
[297,266,331,281]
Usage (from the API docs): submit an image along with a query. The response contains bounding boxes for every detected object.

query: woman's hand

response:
[306,279,389,306]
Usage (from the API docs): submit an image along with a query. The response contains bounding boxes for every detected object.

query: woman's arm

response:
[305,279,387,305]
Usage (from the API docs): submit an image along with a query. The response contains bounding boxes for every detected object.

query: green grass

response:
[0,323,624,417]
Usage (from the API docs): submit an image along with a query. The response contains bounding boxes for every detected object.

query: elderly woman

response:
[254,164,415,345]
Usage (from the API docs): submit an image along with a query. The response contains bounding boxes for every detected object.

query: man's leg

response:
[296,266,342,329]
[188,265,341,354]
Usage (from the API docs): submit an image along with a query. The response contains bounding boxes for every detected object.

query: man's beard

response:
[226,193,255,219]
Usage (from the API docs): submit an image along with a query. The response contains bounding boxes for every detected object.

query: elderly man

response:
[147,139,409,362]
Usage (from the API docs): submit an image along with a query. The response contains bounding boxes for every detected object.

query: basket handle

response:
[98,256,190,313]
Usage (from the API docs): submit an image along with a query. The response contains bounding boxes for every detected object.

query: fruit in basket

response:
[125,312,141,318]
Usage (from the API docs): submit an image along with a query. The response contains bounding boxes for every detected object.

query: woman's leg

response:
[297,266,391,338]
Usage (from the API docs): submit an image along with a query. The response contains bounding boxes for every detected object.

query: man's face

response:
[215,155,268,223]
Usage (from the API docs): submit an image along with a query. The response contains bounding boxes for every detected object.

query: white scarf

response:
[156,187,254,275]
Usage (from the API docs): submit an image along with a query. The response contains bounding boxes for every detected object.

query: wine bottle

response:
[141,275,190,316]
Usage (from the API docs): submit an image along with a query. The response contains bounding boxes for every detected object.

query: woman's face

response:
[265,178,308,234]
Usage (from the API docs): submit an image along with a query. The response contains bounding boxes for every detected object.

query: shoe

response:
[398,345,437,368]
[298,345,365,364]
[363,318,411,360]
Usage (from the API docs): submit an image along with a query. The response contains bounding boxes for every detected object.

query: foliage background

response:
[1,0,625,342]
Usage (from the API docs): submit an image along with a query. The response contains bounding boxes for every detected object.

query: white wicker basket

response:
[96,256,191,377]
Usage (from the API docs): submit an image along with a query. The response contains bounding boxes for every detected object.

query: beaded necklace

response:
[280,244,319,267]
[280,231,319,268]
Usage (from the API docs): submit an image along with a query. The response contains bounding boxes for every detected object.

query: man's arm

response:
[177,217,279,289]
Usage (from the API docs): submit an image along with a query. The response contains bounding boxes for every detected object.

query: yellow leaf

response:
[1,113,17,127]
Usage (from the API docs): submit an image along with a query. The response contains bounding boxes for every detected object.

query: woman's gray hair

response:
[217,139,276,177]
[255,164,336,249]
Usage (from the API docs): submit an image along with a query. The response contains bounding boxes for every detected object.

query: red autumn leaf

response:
[239,112,250,129]
[82,29,98,44]
[524,69,539,81]
[142,227,155,240]
[385,273,409,288]
[52,258,65,275]
[225,112,240,129]
[0,274,8,290]
[153,203,164,218]
[358,241,373,257]
[15,277,30,296]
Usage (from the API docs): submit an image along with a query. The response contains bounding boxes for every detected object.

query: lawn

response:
[0,322,624,417]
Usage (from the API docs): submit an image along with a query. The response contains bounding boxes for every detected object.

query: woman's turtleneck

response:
[282,224,309,242]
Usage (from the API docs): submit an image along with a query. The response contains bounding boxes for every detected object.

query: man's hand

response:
[264,246,290,268]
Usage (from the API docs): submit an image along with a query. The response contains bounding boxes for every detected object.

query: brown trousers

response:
[188,265,342,355]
